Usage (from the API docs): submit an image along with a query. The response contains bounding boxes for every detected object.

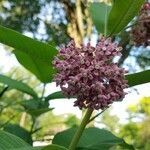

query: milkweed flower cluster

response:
[131,2,150,47]
[53,37,128,110]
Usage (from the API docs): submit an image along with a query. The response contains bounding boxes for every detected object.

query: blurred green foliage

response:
[119,97,150,149]
[0,0,69,45]
[100,97,150,150]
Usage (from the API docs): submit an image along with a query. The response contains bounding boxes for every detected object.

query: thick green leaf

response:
[11,148,41,150]
[41,144,68,150]
[89,2,111,35]
[0,131,54,150]
[0,130,32,150]
[125,70,150,87]
[13,50,56,84]
[45,70,150,101]
[108,0,144,35]
[52,127,133,150]
[45,91,66,101]
[3,124,32,145]
[10,148,40,150]
[0,74,37,97]
[21,99,53,117]
[0,25,57,83]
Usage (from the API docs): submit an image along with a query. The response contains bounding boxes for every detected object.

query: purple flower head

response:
[131,2,150,47]
[53,37,128,110]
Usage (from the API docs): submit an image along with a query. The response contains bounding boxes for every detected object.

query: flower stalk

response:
[69,108,93,150]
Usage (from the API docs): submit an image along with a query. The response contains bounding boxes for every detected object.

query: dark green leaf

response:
[45,91,66,101]
[0,74,37,97]
[0,131,48,150]
[0,130,32,150]
[0,25,57,83]
[52,127,133,150]
[21,99,42,110]
[53,128,76,148]
[89,2,111,35]
[12,148,41,150]
[28,108,53,117]
[41,144,68,150]
[125,70,150,87]
[107,0,144,35]
[3,124,32,145]
[21,99,53,117]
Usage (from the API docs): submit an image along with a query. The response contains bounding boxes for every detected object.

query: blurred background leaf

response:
[0,74,37,97]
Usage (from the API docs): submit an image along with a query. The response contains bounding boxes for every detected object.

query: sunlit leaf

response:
[0,25,57,83]
[107,0,144,35]
[89,2,111,35]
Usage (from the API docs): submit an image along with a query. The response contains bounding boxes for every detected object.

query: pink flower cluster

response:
[53,37,128,110]
[131,2,150,47]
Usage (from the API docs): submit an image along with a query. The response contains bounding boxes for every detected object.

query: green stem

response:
[69,108,93,150]
[30,117,36,133]
[41,83,46,98]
